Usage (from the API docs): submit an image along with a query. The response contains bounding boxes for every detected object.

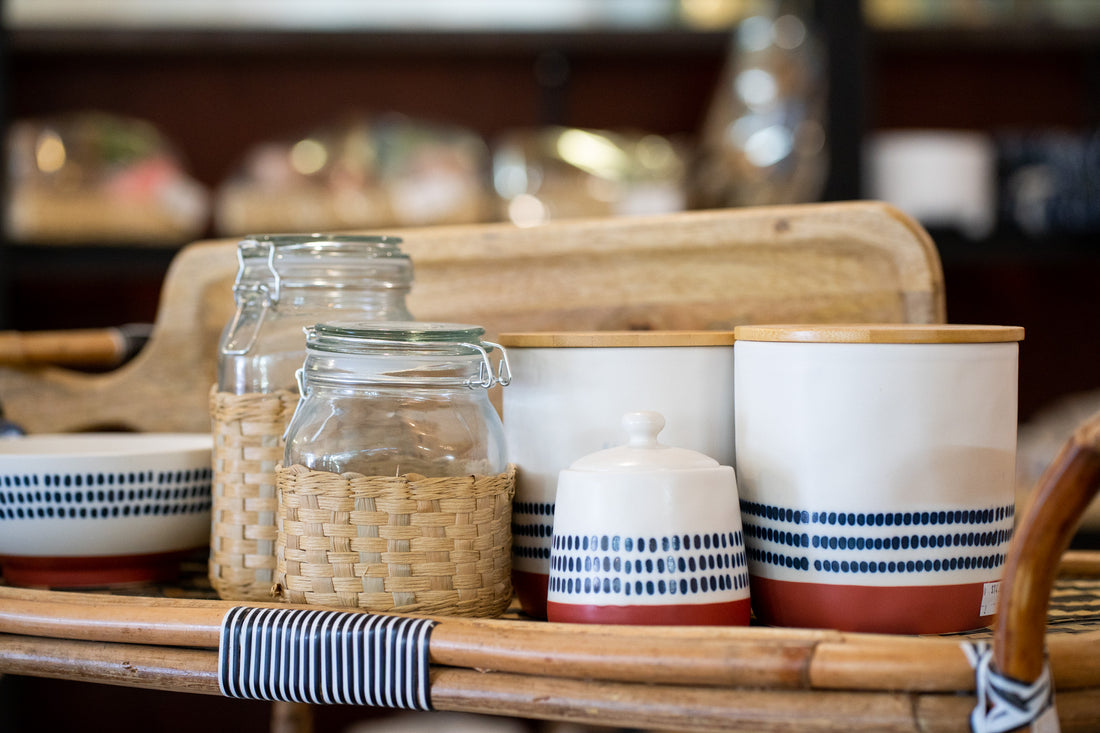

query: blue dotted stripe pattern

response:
[549,531,750,599]
[740,500,1014,577]
[219,606,435,709]
[0,468,212,521]
[512,501,555,561]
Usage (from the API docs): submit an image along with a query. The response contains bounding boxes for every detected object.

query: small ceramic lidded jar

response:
[498,330,736,619]
[547,411,750,626]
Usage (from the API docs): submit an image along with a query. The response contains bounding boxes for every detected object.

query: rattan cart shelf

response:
[2,410,1099,732]
[2,204,1097,731]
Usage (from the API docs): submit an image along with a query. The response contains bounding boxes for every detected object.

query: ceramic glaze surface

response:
[734,336,1019,633]
[0,433,213,584]
[502,340,735,617]
[547,412,750,626]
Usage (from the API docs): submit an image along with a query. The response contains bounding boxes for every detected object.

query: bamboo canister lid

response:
[733,324,1024,344]
[497,331,737,348]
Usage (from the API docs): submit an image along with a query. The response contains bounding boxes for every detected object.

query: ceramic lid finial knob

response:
[624,411,665,448]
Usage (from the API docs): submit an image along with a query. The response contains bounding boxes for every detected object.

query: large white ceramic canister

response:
[733,324,1024,634]
[547,411,750,626]
[498,331,736,619]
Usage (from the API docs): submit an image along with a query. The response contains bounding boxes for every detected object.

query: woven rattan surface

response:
[276,463,516,617]
[208,387,298,601]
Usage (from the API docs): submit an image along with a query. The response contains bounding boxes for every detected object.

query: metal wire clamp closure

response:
[223,244,282,356]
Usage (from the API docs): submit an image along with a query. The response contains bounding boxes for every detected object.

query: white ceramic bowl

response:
[0,433,213,587]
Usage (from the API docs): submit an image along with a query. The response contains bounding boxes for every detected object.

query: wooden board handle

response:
[0,326,150,368]
[995,409,1100,683]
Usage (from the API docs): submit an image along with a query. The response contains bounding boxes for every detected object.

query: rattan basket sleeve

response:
[208,386,298,600]
[276,463,515,617]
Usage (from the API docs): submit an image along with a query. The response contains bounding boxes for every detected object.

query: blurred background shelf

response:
[1,0,1098,416]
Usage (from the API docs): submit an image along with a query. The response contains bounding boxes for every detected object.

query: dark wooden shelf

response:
[931,227,1100,266]
[872,24,1100,52]
[7,27,733,57]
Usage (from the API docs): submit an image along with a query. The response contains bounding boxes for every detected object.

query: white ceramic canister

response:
[497,331,736,619]
[547,411,750,625]
[733,324,1024,634]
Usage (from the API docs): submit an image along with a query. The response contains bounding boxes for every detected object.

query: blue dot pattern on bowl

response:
[0,468,213,521]
[512,501,555,562]
[547,531,749,600]
[739,500,1014,578]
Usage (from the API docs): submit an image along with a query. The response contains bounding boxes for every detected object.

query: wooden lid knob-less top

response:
[732,324,1024,344]
[496,331,737,348]
[497,326,1022,347]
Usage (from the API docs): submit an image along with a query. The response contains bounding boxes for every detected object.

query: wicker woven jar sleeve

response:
[276,463,515,617]
[208,386,298,600]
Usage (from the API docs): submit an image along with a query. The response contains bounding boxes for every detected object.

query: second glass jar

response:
[284,321,510,477]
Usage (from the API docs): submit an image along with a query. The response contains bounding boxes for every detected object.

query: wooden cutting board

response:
[0,201,944,434]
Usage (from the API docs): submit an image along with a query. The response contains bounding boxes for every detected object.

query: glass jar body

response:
[286,383,506,477]
[209,235,411,601]
[216,234,413,395]
[283,322,509,478]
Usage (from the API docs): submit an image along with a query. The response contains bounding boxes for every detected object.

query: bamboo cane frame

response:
[995,417,1100,684]
[2,631,1099,733]
[1,560,1100,695]
[3,385,1100,731]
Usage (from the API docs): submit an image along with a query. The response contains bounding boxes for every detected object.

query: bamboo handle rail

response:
[0,587,953,691]
[2,579,1100,694]
[4,630,1099,733]
[0,632,979,732]
[994,410,1100,686]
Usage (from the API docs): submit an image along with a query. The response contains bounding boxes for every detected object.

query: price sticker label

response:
[980,581,1000,617]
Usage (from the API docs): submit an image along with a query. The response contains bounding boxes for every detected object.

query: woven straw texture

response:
[276,463,515,617]
[208,387,298,601]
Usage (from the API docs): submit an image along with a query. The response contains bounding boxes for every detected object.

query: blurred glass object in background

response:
[493,127,689,227]
[691,0,828,209]
[5,111,210,245]
[214,114,494,236]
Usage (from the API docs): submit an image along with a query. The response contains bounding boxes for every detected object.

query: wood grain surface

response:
[0,202,944,433]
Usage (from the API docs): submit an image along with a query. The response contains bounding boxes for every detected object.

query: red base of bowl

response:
[0,549,201,588]
[547,597,751,626]
[513,568,549,619]
[749,575,996,634]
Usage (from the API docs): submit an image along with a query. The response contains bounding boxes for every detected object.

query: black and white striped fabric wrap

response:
[218,606,436,709]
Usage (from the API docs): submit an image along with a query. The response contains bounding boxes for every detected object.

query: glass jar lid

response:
[240,232,405,253]
[307,321,487,353]
[303,321,510,389]
[234,233,412,304]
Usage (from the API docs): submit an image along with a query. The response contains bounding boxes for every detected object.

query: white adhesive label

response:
[980,581,1000,617]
